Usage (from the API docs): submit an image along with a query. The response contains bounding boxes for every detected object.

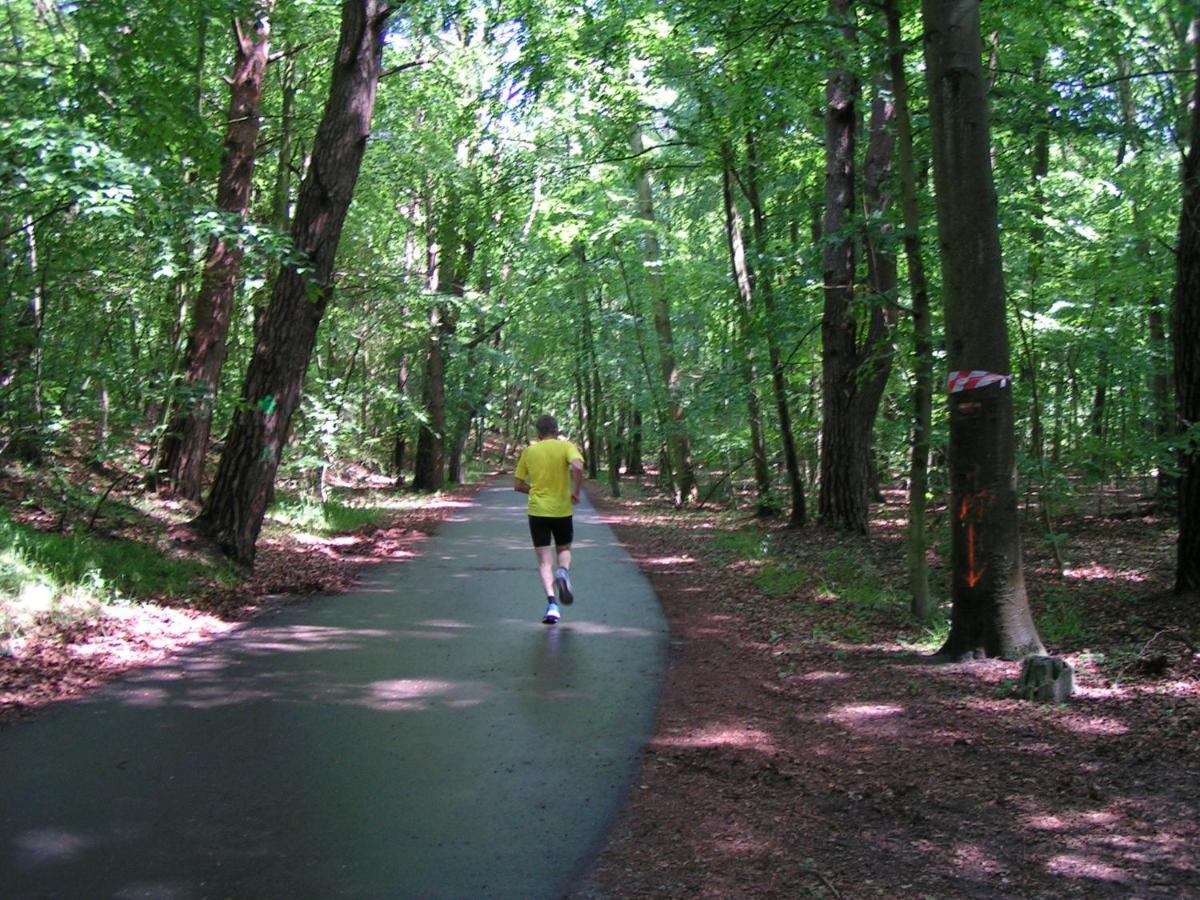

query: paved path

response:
[0,482,668,899]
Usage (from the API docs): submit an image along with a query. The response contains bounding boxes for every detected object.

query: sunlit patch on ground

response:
[1064,563,1149,582]
[1045,853,1130,882]
[798,670,850,682]
[826,702,905,722]
[644,555,694,567]
[657,723,779,753]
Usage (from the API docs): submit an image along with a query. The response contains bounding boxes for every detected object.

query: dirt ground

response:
[574,483,1200,899]
[3,470,1198,897]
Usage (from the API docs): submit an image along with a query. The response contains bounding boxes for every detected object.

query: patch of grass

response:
[268,496,390,535]
[815,545,900,613]
[837,580,894,610]
[0,514,225,640]
[755,562,810,596]
[896,603,950,654]
[709,528,770,564]
[1035,584,1090,648]
[819,545,878,584]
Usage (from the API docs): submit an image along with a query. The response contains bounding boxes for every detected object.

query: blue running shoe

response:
[554,567,574,605]
[542,601,561,624]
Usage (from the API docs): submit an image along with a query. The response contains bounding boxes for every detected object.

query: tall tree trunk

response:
[885,0,935,620]
[627,409,644,476]
[0,213,46,461]
[575,246,612,484]
[412,192,446,492]
[615,253,659,479]
[744,130,806,525]
[413,308,448,492]
[391,194,420,486]
[631,129,698,506]
[1173,15,1200,593]
[414,227,473,491]
[820,0,895,534]
[922,0,1043,658]
[861,77,900,470]
[194,0,390,565]
[160,4,274,500]
[576,244,601,477]
[392,348,409,484]
[1091,347,1109,441]
[721,143,775,515]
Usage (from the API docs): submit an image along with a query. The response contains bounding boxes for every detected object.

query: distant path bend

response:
[0,481,668,899]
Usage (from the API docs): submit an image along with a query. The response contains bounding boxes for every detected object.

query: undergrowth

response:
[0,513,231,645]
[0,482,413,648]
[268,495,392,535]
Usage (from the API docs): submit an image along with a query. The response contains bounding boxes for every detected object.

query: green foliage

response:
[0,513,227,641]
[708,528,770,564]
[756,562,809,597]
[0,0,1188,601]
[267,496,390,536]
[1033,584,1090,648]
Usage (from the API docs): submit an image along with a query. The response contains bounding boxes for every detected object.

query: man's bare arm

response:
[514,478,530,494]
[570,460,584,504]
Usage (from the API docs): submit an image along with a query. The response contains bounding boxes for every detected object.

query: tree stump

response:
[1018,655,1075,703]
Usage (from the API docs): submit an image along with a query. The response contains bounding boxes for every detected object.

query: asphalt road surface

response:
[0,482,668,899]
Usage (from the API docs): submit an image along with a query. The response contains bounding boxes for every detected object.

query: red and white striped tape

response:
[947,370,1010,394]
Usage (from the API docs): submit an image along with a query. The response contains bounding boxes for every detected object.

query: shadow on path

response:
[0,484,668,899]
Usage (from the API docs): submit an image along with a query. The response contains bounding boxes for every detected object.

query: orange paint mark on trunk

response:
[965,520,985,587]
[959,491,990,588]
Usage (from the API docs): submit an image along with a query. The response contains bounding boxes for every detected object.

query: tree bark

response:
[627,409,644,476]
[412,308,449,492]
[721,142,775,515]
[631,128,698,506]
[391,348,409,484]
[885,0,935,621]
[819,0,896,534]
[160,3,274,500]
[195,0,391,564]
[744,130,806,525]
[922,0,1044,658]
[0,213,46,461]
[414,224,473,491]
[1173,15,1200,593]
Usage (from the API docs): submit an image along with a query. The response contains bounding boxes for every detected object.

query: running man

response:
[514,415,585,624]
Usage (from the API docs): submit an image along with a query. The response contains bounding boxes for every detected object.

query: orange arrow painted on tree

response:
[965,520,986,588]
[959,493,989,588]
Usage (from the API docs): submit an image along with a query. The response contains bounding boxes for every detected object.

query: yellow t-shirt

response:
[515,438,584,518]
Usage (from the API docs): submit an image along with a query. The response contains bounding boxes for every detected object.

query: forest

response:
[2,0,1200,892]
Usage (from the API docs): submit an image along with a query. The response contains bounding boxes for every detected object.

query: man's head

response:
[535,415,559,439]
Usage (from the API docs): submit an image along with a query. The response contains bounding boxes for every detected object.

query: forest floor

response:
[575,479,1200,899]
[2,460,1199,897]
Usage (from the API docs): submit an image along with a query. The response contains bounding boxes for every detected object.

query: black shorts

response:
[528,515,574,548]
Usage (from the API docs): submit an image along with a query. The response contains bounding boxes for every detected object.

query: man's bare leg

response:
[554,545,574,604]
[535,546,557,598]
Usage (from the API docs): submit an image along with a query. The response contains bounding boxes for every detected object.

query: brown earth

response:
[574,481,1199,898]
